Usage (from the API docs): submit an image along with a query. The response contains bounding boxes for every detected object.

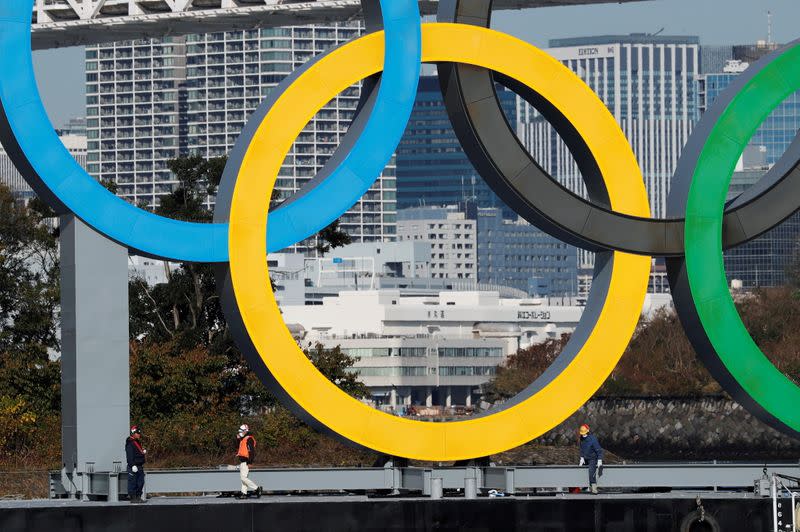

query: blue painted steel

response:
[0,0,420,262]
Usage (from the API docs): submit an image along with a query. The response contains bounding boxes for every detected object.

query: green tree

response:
[600,307,718,396]
[314,220,352,256]
[304,343,369,399]
[125,156,370,460]
[0,185,61,461]
[484,287,800,401]
[483,336,570,403]
[131,154,353,346]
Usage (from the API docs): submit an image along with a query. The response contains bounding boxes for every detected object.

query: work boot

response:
[129,495,139,504]
[255,486,263,499]
[590,483,598,495]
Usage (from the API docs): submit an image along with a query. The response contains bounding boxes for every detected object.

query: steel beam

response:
[145,467,397,494]
[59,215,129,496]
[50,463,800,499]
[483,464,800,493]
[30,0,648,50]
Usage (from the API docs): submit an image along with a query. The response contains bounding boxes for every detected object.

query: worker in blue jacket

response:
[578,424,603,494]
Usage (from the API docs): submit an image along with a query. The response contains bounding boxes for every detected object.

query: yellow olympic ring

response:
[227,23,651,461]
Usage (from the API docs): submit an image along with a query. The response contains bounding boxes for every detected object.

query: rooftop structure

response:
[31,0,646,50]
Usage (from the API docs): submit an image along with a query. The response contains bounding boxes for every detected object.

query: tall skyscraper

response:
[85,38,185,205]
[396,76,517,218]
[518,35,700,278]
[85,23,397,252]
[699,49,800,288]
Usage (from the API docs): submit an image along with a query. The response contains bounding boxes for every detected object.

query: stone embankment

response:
[515,396,800,460]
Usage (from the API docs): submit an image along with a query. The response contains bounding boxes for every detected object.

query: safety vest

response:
[238,435,256,459]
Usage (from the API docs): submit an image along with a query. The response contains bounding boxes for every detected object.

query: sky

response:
[33,0,800,129]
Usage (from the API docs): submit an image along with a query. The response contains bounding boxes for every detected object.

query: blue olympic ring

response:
[0,0,420,262]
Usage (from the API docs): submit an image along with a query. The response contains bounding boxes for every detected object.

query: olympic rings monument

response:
[2,0,800,513]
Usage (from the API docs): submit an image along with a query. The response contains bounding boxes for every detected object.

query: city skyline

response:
[33,0,800,129]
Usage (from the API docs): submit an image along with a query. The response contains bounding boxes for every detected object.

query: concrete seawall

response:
[534,397,800,460]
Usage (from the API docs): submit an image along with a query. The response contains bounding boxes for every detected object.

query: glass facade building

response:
[85,24,397,253]
[396,76,517,218]
[700,63,800,288]
[475,207,577,297]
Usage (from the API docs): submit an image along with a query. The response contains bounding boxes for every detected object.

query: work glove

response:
[132,466,138,473]
[597,460,603,467]
[598,460,604,477]
[579,457,585,466]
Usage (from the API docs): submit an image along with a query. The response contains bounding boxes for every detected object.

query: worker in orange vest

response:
[236,424,262,498]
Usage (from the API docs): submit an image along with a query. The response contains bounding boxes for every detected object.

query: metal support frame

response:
[49,463,800,501]
[59,215,130,500]
[771,473,800,532]
[30,0,645,50]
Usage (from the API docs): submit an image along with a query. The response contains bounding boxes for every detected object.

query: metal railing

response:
[30,0,646,50]
[772,473,800,532]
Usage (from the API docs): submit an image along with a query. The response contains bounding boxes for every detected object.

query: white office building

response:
[269,239,530,306]
[282,290,582,408]
[86,23,397,252]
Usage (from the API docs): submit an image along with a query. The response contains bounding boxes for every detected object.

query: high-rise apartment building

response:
[396,76,517,218]
[519,35,700,279]
[86,23,397,252]
[523,35,700,219]
[86,38,185,205]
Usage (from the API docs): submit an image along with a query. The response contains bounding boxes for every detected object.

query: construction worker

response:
[236,424,262,499]
[578,424,603,494]
[125,426,147,503]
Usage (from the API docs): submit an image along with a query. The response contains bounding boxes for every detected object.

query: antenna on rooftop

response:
[767,11,773,45]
